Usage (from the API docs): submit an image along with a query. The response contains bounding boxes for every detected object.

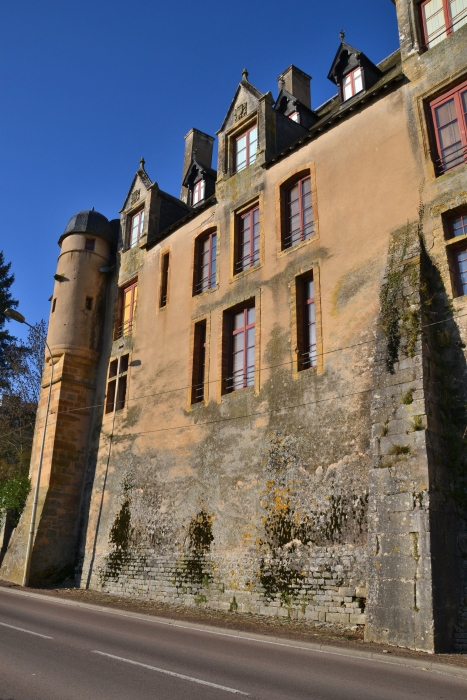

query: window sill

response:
[231,262,262,283]
[221,385,255,401]
[277,234,318,259]
[193,284,219,298]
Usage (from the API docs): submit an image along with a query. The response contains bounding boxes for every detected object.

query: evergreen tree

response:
[0,250,19,390]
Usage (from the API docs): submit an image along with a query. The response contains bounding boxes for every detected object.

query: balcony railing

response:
[224,368,255,393]
[194,274,216,295]
[436,143,467,176]
[234,250,260,274]
[114,319,133,340]
[283,224,315,250]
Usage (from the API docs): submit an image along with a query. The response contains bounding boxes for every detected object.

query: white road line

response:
[92,650,249,695]
[0,621,53,639]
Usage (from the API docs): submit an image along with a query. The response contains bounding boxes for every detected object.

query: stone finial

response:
[242,68,249,82]
[340,29,345,41]
[139,157,145,170]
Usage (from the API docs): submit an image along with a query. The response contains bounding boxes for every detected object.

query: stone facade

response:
[2,1,467,653]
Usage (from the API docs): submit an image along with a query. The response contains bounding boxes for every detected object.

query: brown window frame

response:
[85,296,93,311]
[85,238,95,251]
[191,320,207,404]
[194,230,217,295]
[235,205,260,274]
[222,301,256,394]
[105,354,130,414]
[282,174,314,250]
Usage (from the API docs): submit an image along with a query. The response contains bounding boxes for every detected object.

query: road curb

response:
[1,585,466,681]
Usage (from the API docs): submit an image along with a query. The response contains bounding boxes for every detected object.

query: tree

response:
[0,251,19,392]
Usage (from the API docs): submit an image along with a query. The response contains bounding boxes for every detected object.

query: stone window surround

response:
[192,226,218,296]
[289,264,323,378]
[224,112,258,178]
[186,313,211,411]
[159,247,171,310]
[122,199,147,251]
[443,205,467,296]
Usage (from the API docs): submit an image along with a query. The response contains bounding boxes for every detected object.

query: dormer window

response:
[128,208,144,248]
[421,0,467,49]
[235,125,257,172]
[342,67,363,101]
[288,111,299,122]
[192,179,205,205]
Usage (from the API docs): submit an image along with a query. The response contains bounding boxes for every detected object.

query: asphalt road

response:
[0,589,466,700]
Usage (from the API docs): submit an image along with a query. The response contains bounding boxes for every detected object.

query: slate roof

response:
[60,209,117,246]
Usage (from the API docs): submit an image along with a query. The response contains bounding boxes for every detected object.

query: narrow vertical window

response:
[236,206,260,273]
[195,231,217,294]
[128,209,145,248]
[430,80,467,174]
[160,252,170,307]
[85,296,93,310]
[116,280,138,338]
[456,248,467,295]
[52,298,56,313]
[284,176,314,249]
[106,355,130,413]
[191,320,207,404]
[192,180,205,205]
[296,273,317,371]
[226,305,255,392]
[85,238,95,251]
[235,124,258,172]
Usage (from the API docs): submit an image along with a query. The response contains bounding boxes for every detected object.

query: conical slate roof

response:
[60,209,117,245]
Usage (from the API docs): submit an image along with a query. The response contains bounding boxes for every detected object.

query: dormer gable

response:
[217,69,264,134]
[327,33,382,103]
[120,159,190,250]
[274,86,318,130]
[182,158,216,206]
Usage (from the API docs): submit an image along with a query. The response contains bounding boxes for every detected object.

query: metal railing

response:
[283,224,315,250]
[436,142,467,175]
[422,12,467,49]
[194,274,216,295]
[235,250,260,273]
[114,319,133,340]
[301,349,318,370]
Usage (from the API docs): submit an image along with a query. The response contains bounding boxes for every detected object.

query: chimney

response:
[277,65,312,109]
[180,128,215,201]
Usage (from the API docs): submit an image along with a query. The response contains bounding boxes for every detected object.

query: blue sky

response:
[0,0,399,341]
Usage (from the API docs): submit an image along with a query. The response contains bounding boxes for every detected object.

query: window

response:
[191,320,207,404]
[192,180,205,205]
[116,280,138,338]
[421,0,467,49]
[342,67,363,101]
[160,252,170,307]
[105,354,129,413]
[455,247,467,295]
[128,208,145,248]
[296,274,317,371]
[430,80,467,174]
[85,296,93,311]
[223,304,255,393]
[446,212,467,296]
[452,212,467,237]
[85,238,95,251]
[194,230,217,294]
[284,176,314,249]
[52,298,56,313]
[235,124,258,172]
[235,206,260,273]
[288,111,299,122]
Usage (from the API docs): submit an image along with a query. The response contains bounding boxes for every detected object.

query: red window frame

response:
[430,80,467,174]
[195,230,217,294]
[116,280,138,339]
[451,212,467,238]
[127,208,145,249]
[342,67,363,101]
[284,175,314,249]
[192,180,205,205]
[229,305,255,392]
[236,206,260,273]
[234,124,258,172]
[420,0,467,48]
[455,247,467,296]
[288,111,299,122]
